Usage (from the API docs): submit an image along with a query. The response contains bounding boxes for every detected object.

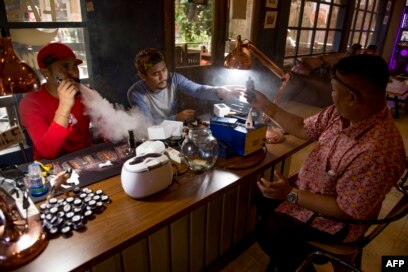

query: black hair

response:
[333,54,389,91]
[134,48,164,75]
[367,44,377,51]
[41,54,59,68]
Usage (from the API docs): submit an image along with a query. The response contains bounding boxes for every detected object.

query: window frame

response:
[165,0,228,71]
[284,0,348,67]
[3,0,91,81]
[0,0,90,148]
[347,0,381,49]
[283,0,387,68]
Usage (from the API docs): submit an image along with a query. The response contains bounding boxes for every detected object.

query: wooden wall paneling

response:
[219,187,238,255]
[88,173,270,272]
[170,215,190,272]
[91,253,122,272]
[121,239,149,272]
[205,196,223,266]
[148,227,170,272]
[245,177,259,233]
[189,206,206,271]
[233,180,251,243]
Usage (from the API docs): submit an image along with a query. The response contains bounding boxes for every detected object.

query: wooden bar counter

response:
[16,135,311,272]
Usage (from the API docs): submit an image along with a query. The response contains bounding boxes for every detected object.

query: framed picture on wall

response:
[264,11,277,29]
[266,0,278,8]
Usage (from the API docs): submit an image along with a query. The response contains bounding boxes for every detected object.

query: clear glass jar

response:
[181,127,218,172]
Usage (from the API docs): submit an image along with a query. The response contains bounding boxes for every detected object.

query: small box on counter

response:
[148,120,183,140]
[214,103,231,117]
[210,116,266,158]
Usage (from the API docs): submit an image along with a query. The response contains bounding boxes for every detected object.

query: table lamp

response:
[224,35,291,143]
[224,35,290,103]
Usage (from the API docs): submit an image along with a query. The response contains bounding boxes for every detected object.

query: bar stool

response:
[304,167,408,272]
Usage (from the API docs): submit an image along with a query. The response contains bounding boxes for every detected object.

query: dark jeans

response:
[254,194,348,272]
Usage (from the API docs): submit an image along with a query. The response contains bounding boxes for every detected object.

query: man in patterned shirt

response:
[249,54,406,271]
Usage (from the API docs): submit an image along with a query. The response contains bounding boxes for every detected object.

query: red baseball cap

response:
[37,42,83,69]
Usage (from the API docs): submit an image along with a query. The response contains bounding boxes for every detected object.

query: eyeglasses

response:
[330,73,362,96]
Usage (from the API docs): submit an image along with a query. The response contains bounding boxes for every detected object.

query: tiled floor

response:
[221,102,408,272]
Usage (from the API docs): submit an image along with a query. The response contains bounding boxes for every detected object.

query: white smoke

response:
[79,84,151,143]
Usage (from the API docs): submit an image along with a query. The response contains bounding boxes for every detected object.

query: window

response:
[4,0,89,79]
[1,0,88,140]
[226,0,255,57]
[284,0,385,67]
[347,0,381,49]
[284,0,346,67]
[174,0,213,67]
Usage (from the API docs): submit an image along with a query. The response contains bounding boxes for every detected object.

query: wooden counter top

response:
[16,135,311,272]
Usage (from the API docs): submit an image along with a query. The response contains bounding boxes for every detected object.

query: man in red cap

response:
[18,42,92,160]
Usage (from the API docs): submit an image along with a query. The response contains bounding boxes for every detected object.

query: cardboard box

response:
[210,116,266,157]
[148,120,183,140]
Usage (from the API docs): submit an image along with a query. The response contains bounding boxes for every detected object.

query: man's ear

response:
[348,90,360,106]
[138,71,147,81]
[39,68,50,79]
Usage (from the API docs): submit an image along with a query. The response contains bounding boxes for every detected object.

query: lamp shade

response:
[224,35,251,70]
[0,36,40,96]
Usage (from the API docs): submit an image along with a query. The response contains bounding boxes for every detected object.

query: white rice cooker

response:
[121,153,173,199]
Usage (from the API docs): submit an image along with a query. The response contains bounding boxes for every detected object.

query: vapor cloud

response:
[79,84,151,143]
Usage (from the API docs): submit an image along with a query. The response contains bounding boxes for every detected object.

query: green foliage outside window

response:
[175,0,212,47]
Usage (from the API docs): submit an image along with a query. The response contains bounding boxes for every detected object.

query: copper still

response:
[0,188,48,270]
[0,30,40,96]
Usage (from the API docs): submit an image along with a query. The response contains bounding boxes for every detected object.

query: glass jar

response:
[180,127,218,172]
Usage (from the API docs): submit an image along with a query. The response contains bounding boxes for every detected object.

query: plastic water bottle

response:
[28,162,48,197]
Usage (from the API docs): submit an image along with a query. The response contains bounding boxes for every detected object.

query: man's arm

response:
[127,83,156,124]
[19,96,70,159]
[251,90,310,139]
[172,72,221,101]
[258,171,350,219]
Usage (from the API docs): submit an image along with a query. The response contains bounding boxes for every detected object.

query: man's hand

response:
[257,171,294,200]
[249,90,274,112]
[57,78,80,113]
[176,109,196,122]
[216,85,245,100]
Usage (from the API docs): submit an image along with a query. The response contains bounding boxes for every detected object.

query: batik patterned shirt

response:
[276,105,406,242]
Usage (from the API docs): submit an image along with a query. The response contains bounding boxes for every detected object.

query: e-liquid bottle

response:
[28,162,48,197]
[246,76,255,102]
[126,130,136,156]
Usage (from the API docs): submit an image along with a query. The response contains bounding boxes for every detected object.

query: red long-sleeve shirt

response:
[18,85,92,160]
